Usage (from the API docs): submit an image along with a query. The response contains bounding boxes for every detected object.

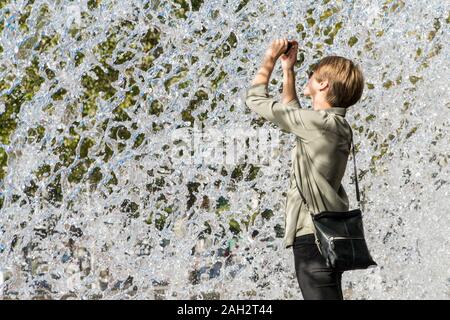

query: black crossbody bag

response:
[295,132,377,272]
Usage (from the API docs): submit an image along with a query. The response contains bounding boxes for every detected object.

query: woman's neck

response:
[312,95,333,111]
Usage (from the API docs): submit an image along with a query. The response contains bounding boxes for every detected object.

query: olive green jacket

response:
[245,83,352,249]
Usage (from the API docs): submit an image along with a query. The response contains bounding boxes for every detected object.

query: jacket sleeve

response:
[244,83,325,139]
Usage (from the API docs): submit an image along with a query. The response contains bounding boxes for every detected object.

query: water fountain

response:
[0,0,448,299]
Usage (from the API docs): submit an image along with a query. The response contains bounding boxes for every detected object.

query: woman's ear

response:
[318,79,329,91]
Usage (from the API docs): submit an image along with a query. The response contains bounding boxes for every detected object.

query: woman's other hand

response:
[281,40,298,71]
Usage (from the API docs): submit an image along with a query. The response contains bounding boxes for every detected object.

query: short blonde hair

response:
[310,55,365,108]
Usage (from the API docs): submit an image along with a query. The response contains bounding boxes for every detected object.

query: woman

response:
[245,38,365,300]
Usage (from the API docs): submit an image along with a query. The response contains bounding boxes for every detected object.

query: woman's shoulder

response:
[323,115,352,141]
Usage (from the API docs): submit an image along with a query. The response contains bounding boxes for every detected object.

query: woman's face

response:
[303,70,328,98]
[303,71,316,98]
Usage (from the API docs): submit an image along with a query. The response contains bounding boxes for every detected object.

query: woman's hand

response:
[264,38,290,62]
[250,38,298,87]
[281,40,298,71]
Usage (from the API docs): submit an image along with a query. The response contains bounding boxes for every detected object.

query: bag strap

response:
[350,131,361,203]
[295,129,360,215]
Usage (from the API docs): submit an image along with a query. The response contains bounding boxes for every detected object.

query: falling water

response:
[0,0,449,299]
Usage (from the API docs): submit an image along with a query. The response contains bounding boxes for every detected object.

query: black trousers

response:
[292,233,344,300]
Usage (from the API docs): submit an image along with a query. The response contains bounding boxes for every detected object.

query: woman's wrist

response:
[283,68,295,75]
[262,55,277,70]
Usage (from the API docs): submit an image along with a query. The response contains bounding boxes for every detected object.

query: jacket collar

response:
[322,107,347,117]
